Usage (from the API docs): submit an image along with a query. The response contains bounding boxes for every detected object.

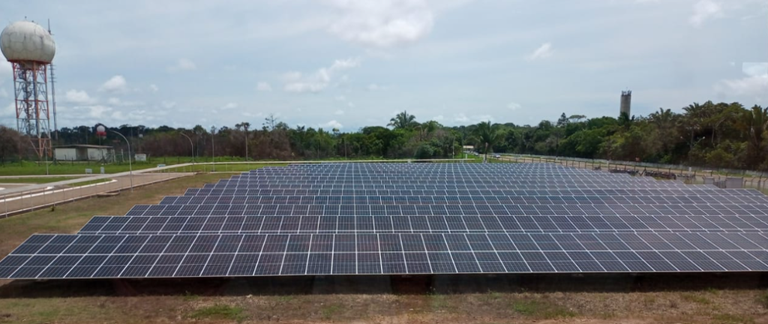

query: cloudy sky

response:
[1,0,766,131]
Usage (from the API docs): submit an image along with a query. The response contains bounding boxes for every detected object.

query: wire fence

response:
[503,154,768,192]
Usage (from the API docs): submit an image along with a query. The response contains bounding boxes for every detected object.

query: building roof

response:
[54,144,113,149]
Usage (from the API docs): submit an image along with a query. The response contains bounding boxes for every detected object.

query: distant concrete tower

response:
[620,90,632,117]
[0,20,56,159]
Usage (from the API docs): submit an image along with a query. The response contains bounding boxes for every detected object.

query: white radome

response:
[0,21,56,63]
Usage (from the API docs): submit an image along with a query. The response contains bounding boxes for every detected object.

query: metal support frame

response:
[12,61,52,159]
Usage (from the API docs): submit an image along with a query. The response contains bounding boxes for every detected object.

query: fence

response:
[0,172,188,219]
[503,153,768,192]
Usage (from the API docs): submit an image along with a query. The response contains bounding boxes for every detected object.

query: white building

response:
[54,145,115,162]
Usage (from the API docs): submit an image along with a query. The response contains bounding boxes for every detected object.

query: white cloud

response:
[715,74,768,96]
[453,113,494,125]
[221,102,239,110]
[86,105,112,119]
[527,43,553,61]
[0,103,14,117]
[454,113,469,123]
[65,89,95,104]
[507,102,521,111]
[149,84,159,92]
[167,58,197,72]
[714,62,768,97]
[111,111,126,120]
[161,101,177,109]
[242,112,264,118]
[320,120,343,129]
[108,97,121,105]
[325,0,434,48]
[367,83,387,91]
[99,75,128,93]
[433,115,444,121]
[689,0,722,27]
[347,102,355,108]
[0,63,11,84]
[335,95,346,101]
[256,82,273,92]
[743,62,768,77]
[475,114,494,123]
[0,88,7,98]
[335,109,345,115]
[283,58,361,93]
[281,72,302,81]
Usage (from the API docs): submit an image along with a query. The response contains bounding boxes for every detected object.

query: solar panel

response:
[2,232,767,279]
[2,162,768,280]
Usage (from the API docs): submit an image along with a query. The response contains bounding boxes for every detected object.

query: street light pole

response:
[180,132,194,164]
[211,126,216,172]
[110,130,133,192]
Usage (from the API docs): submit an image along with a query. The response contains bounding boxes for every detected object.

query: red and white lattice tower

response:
[0,21,56,159]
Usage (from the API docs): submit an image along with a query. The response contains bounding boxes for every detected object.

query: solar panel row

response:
[1,163,767,279]
[183,188,763,198]
[78,212,768,235]
[2,232,767,279]
[160,195,768,205]
[135,202,768,215]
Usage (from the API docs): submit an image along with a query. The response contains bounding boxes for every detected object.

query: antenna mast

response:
[48,19,58,141]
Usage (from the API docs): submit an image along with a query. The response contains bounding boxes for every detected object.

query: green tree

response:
[388,111,418,130]
[738,105,768,169]
[473,121,502,161]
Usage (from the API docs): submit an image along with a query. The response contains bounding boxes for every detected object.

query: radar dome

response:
[0,21,56,64]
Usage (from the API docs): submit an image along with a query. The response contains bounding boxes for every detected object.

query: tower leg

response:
[12,62,52,159]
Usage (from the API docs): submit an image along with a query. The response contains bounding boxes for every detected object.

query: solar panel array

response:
[2,163,768,280]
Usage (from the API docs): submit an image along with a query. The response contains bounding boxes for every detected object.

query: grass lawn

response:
[160,163,290,173]
[0,177,78,184]
[0,163,171,176]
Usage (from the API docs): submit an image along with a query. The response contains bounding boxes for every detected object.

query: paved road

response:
[0,159,474,218]
[0,172,192,218]
[0,162,204,198]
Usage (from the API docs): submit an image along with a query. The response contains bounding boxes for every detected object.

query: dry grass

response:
[0,282,767,323]
[0,173,233,258]
[0,171,767,323]
[187,303,247,322]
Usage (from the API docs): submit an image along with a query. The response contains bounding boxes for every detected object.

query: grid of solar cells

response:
[2,163,768,279]
[2,232,768,278]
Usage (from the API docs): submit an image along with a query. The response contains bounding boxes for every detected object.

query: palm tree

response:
[738,105,768,167]
[235,122,251,160]
[388,111,417,130]
[648,108,677,153]
[473,121,502,162]
[414,120,442,141]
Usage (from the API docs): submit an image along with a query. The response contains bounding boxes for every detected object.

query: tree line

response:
[0,101,765,170]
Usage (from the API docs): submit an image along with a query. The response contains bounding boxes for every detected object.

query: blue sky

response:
[1,0,766,131]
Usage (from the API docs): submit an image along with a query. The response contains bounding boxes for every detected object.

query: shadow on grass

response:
[0,273,766,299]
